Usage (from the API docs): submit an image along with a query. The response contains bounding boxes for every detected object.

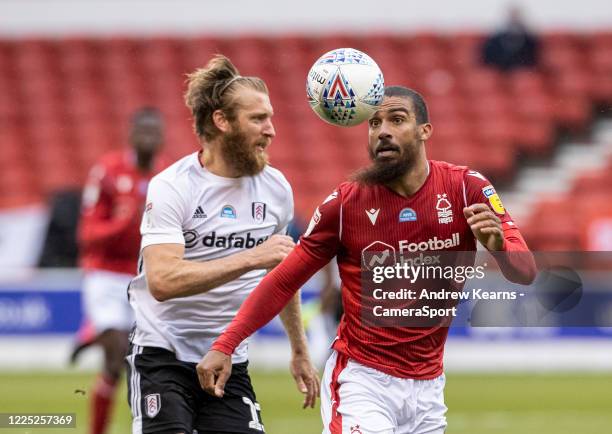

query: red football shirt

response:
[213,160,536,378]
[78,150,167,275]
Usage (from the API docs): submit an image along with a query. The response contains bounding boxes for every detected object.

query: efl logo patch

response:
[145,393,161,418]
[399,207,417,222]
[251,202,267,224]
[482,185,506,215]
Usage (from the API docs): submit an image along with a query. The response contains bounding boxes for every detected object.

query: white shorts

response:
[321,350,447,434]
[82,270,134,334]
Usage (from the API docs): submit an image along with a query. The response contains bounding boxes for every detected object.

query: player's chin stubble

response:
[221,128,268,176]
[352,144,415,185]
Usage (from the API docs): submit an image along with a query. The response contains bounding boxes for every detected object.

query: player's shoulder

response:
[430,159,492,184]
[429,159,469,175]
[258,165,292,194]
[149,152,199,196]
[152,152,198,182]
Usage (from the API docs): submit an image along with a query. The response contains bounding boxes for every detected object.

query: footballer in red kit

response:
[73,108,166,434]
[198,86,537,434]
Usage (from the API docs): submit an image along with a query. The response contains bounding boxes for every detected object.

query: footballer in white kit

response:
[126,55,318,434]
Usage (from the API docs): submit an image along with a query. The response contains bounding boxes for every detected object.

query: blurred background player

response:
[71,107,165,434]
[126,55,318,434]
[482,4,540,71]
[198,86,537,434]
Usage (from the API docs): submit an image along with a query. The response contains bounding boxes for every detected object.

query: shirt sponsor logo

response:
[399,208,417,222]
[482,185,505,215]
[399,233,461,253]
[361,241,396,270]
[436,193,453,224]
[183,229,199,248]
[202,231,269,249]
[220,205,237,219]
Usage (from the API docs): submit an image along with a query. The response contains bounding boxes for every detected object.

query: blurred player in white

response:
[73,108,165,434]
[126,55,318,434]
[198,86,537,434]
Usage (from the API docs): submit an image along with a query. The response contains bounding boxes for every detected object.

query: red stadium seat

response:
[522,197,581,251]
[459,67,505,96]
[0,32,606,213]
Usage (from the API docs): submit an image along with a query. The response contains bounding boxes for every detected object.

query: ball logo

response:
[145,393,161,418]
[307,48,384,126]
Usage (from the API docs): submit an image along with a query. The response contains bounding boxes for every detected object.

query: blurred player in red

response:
[73,107,165,434]
[198,86,537,434]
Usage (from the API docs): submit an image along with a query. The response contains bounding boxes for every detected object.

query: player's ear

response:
[418,123,433,141]
[212,109,230,133]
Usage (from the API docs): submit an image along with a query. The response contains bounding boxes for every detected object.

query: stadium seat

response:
[0,32,605,218]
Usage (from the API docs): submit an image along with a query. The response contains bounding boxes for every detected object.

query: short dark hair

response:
[384,86,429,124]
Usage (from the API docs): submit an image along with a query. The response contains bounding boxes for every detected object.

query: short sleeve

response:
[275,180,294,236]
[296,189,342,265]
[140,177,187,248]
[463,169,515,229]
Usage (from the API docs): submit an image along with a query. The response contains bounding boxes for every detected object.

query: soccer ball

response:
[306,48,385,127]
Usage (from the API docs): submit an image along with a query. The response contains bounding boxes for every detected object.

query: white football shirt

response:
[128,152,293,363]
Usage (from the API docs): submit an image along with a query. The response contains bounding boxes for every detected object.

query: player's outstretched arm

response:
[144,234,295,301]
[197,248,327,398]
[197,350,232,398]
[463,203,537,285]
[279,292,320,408]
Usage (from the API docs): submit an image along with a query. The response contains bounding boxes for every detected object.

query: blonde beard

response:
[221,126,269,176]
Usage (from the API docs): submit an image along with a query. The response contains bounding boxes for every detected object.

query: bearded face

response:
[353,136,419,185]
[353,96,429,186]
[220,120,269,176]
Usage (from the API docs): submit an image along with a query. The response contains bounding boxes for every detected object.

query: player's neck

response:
[200,146,241,178]
[387,157,429,197]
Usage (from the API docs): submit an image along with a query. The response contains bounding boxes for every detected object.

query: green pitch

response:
[0,371,610,433]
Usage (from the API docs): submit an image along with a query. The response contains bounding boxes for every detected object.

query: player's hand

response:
[249,235,295,269]
[463,204,504,251]
[289,353,320,409]
[196,350,232,398]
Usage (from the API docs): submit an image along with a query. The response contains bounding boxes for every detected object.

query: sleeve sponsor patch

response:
[482,185,506,215]
[304,207,321,238]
